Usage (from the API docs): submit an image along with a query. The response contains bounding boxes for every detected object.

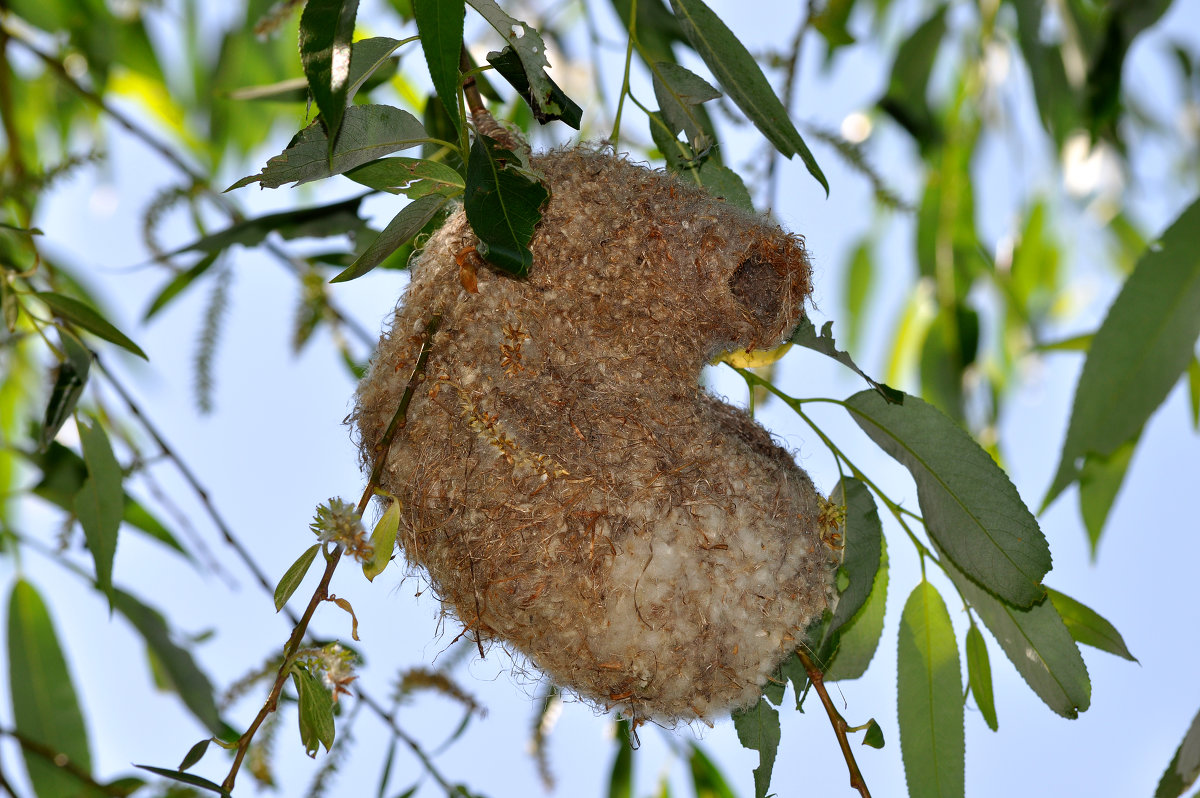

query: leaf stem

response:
[795,649,873,798]
[609,0,637,146]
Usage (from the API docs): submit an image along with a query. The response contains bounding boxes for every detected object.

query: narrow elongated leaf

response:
[879,5,947,147]
[1155,707,1200,798]
[942,556,1090,718]
[607,718,633,798]
[143,253,220,321]
[275,544,322,610]
[28,441,188,557]
[228,105,428,190]
[467,0,565,119]
[1045,197,1200,508]
[134,766,230,797]
[464,135,549,276]
[8,579,95,798]
[827,477,882,633]
[1188,356,1200,430]
[40,333,91,449]
[344,157,465,197]
[790,317,902,403]
[36,292,147,359]
[332,194,449,283]
[668,0,828,194]
[414,0,465,124]
[652,61,720,144]
[965,624,998,731]
[293,668,336,756]
[364,497,401,581]
[897,581,964,798]
[487,46,582,128]
[345,37,406,103]
[178,739,211,771]
[826,537,888,681]
[1046,587,1136,662]
[113,590,225,735]
[159,197,367,260]
[76,418,123,604]
[732,697,779,798]
[845,390,1051,607]
[299,0,360,149]
[687,745,737,798]
[1078,439,1136,557]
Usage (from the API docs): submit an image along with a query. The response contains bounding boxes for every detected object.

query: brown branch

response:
[796,648,872,798]
[223,313,442,793]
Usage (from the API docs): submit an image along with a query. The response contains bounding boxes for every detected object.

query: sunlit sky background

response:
[5,0,1200,796]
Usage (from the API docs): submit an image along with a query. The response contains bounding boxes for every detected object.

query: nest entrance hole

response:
[728,249,787,326]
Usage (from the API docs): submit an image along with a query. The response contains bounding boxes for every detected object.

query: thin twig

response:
[0,23,27,184]
[796,648,872,798]
[765,3,814,211]
[0,727,121,796]
[224,313,442,792]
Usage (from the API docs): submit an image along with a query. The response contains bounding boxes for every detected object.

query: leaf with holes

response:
[467,0,565,120]
[791,317,901,403]
[845,390,1051,607]
[897,581,964,798]
[487,46,582,128]
[732,696,779,798]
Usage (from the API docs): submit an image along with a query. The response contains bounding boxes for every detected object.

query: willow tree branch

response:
[0,728,120,796]
[796,648,872,798]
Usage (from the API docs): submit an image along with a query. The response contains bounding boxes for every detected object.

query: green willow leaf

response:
[827,477,882,634]
[965,624,998,731]
[76,418,123,604]
[687,745,737,798]
[652,61,720,146]
[275,544,322,611]
[414,0,465,125]
[293,667,336,756]
[134,765,230,797]
[39,332,91,449]
[1188,356,1200,430]
[299,0,360,150]
[607,718,633,798]
[897,581,964,798]
[159,197,368,260]
[942,555,1090,718]
[36,291,147,359]
[143,252,220,322]
[363,497,400,581]
[826,536,888,682]
[668,0,828,194]
[843,237,874,351]
[467,0,564,119]
[178,738,211,771]
[732,696,779,798]
[1155,707,1200,798]
[879,5,947,148]
[1045,197,1200,508]
[464,134,549,276]
[487,46,583,128]
[790,317,902,404]
[7,579,95,798]
[332,194,449,283]
[861,719,885,749]
[1078,439,1136,558]
[1046,587,1137,662]
[344,157,465,197]
[845,390,1051,607]
[114,590,225,735]
[227,105,428,190]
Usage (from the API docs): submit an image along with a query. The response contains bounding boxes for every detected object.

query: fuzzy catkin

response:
[354,147,840,722]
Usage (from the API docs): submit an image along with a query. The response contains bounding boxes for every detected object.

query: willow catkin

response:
[353,147,840,722]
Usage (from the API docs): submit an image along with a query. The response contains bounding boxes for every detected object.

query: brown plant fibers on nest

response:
[354,147,841,722]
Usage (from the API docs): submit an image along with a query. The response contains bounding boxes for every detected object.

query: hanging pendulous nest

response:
[353,146,841,723]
